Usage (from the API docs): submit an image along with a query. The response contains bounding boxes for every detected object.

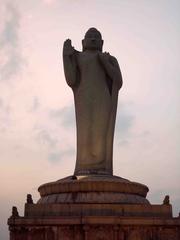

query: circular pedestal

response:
[38,175,149,204]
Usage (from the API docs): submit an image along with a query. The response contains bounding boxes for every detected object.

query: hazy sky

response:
[0,0,180,239]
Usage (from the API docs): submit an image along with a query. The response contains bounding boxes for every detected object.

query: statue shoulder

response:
[109,55,119,64]
[108,55,120,69]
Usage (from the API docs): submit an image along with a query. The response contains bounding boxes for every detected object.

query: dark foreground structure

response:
[8,177,180,240]
[8,28,180,240]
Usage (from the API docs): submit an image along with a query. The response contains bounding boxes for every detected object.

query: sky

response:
[0,0,180,239]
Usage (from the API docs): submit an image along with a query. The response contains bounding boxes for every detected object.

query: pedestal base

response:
[38,175,149,205]
[8,175,180,240]
[8,214,180,240]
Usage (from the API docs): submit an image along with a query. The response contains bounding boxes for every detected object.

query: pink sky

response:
[0,1,180,239]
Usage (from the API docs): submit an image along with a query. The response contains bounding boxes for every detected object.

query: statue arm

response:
[99,53,123,89]
[63,39,78,88]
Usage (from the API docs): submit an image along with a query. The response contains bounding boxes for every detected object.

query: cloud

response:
[0,97,11,133]
[35,128,57,148]
[116,110,134,136]
[48,149,75,163]
[115,102,135,145]
[30,104,77,164]
[33,125,75,164]
[48,152,62,162]
[30,97,40,112]
[0,2,24,81]
[50,105,75,128]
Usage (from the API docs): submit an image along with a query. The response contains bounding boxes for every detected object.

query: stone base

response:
[24,202,172,218]
[8,215,180,240]
[38,175,149,204]
[8,175,180,239]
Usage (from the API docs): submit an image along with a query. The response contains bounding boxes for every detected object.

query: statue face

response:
[82,29,103,51]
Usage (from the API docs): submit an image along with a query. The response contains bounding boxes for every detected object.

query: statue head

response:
[82,28,103,52]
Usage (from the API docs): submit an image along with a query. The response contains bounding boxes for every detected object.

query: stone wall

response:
[8,216,180,240]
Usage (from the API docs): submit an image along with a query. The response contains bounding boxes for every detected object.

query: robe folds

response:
[70,51,119,175]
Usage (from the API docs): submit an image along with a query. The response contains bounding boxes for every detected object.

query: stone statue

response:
[11,206,19,218]
[26,194,34,204]
[163,195,170,205]
[63,28,122,175]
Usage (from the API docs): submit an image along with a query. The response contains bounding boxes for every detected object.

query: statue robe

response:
[72,51,119,175]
